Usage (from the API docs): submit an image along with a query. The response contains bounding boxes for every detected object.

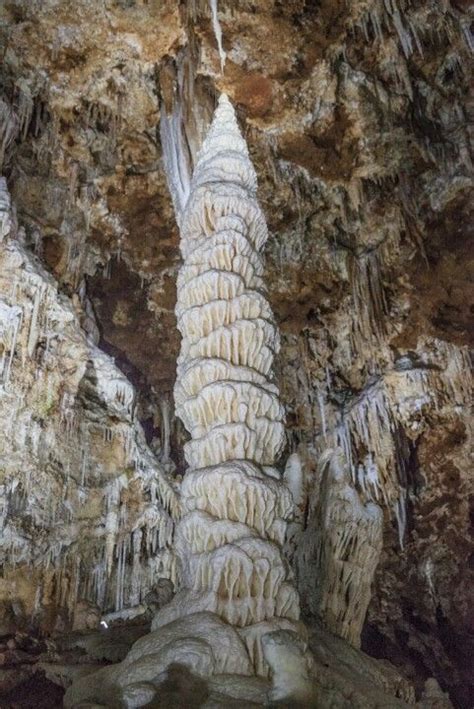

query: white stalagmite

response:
[298,450,383,648]
[65,96,310,706]
[160,94,301,672]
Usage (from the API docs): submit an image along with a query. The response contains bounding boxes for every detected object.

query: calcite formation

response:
[60,93,306,708]
[0,0,472,705]
[164,93,300,670]
[298,450,383,647]
[0,177,179,632]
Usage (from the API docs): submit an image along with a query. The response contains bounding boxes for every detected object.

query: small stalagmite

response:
[299,451,383,648]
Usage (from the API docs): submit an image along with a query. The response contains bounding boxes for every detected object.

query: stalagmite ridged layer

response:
[167,94,300,671]
[175,95,286,467]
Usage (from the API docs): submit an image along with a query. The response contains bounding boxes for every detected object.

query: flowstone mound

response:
[64,611,251,706]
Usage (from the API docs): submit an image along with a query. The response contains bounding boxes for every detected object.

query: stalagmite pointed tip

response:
[190,88,253,187]
[212,93,237,128]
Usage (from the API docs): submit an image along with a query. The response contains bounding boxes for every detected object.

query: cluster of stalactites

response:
[170,95,299,658]
[0,177,180,626]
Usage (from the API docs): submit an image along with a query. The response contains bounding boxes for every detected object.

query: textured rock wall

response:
[0,177,179,633]
[0,0,472,704]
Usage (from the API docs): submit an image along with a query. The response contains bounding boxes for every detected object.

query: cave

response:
[0,1,472,707]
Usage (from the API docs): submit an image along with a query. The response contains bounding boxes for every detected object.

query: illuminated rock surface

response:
[0,1,471,706]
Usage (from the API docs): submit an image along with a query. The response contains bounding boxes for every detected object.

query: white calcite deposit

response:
[63,93,307,707]
[298,450,383,647]
[165,94,301,661]
[0,177,179,631]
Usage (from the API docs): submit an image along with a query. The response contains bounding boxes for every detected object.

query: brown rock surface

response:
[0,0,472,706]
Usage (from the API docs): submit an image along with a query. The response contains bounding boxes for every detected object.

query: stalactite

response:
[159,101,192,220]
[284,452,304,507]
[160,396,171,462]
[209,0,226,72]
[0,178,179,626]
[0,177,12,242]
[15,82,34,141]
[0,300,22,388]
[0,99,19,169]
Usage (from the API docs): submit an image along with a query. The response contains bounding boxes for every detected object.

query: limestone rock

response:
[126,611,252,676]
[0,1,472,705]
[121,682,156,709]
[262,629,316,705]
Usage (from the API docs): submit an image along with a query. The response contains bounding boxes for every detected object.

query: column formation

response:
[173,94,300,661]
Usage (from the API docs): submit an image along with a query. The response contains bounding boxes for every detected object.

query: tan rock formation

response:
[0,0,472,705]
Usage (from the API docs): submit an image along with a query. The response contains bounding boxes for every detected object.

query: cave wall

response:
[0,0,472,704]
[0,178,179,632]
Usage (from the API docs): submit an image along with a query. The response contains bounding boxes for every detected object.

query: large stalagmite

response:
[64,94,308,708]
[162,93,301,670]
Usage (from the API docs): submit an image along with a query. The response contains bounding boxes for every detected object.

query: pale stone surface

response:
[151,589,219,630]
[126,612,251,676]
[262,629,316,705]
[62,91,304,706]
[0,178,179,632]
[121,682,156,709]
[208,674,270,704]
[64,611,251,706]
[117,638,215,687]
[238,618,305,678]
